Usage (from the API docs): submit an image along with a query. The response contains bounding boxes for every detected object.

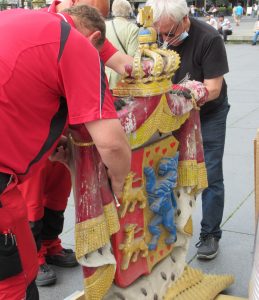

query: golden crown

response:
[113,6,180,97]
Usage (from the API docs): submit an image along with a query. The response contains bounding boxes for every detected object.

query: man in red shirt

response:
[0,7,131,299]
[48,0,131,73]
[18,0,135,287]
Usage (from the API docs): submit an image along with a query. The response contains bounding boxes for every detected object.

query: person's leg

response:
[237,15,241,26]
[222,29,227,42]
[18,165,46,225]
[0,181,38,299]
[42,160,77,267]
[26,280,39,300]
[19,168,45,256]
[252,31,259,45]
[18,165,57,286]
[218,28,223,39]
[235,15,239,25]
[196,99,230,259]
[223,29,232,42]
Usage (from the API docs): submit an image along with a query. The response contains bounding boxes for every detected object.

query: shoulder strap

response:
[111,19,127,54]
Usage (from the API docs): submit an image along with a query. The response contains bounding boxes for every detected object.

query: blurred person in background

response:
[252,15,259,45]
[190,4,197,17]
[217,14,232,42]
[105,0,139,89]
[233,3,243,26]
[252,3,258,18]
[206,14,218,29]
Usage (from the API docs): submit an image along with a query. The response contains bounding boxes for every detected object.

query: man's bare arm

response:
[105,51,134,75]
[204,76,223,101]
[85,119,131,197]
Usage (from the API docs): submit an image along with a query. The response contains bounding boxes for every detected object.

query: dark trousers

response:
[30,208,64,252]
[200,99,230,239]
[218,28,232,42]
[19,161,70,254]
[26,280,39,300]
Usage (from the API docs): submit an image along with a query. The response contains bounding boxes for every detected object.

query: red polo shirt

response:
[47,0,117,63]
[0,9,116,180]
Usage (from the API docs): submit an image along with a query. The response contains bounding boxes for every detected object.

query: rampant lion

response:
[144,153,179,250]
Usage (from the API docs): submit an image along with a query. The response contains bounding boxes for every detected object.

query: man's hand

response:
[178,80,209,107]
[106,52,134,75]
[168,91,194,115]
[114,98,126,111]
[49,136,70,169]
[85,119,131,199]
[107,169,124,199]
[124,60,154,78]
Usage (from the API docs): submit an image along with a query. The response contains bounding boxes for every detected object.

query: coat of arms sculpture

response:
[68,6,233,300]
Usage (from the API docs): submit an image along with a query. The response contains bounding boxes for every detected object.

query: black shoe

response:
[35,263,57,286]
[195,235,219,260]
[46,248,78,268]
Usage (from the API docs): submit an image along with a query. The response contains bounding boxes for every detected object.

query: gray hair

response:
[145,0,189,23]
[112,0,132,17]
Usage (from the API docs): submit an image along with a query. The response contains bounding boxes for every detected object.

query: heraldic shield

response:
[68,6,234,300]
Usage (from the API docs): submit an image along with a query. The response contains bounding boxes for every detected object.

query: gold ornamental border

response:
[69,134,94,147]
[83,264,116,300]
[75,202,120,260]
[69,95,190,151]
[177,161,208,192]
[129,94,189,149]
[164,266,234,300]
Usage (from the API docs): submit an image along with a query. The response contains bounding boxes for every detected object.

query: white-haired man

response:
[146,0,230,260]
[105,0,139,89]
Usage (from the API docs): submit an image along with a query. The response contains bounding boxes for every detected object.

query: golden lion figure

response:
[119,224,149,270]
[120,172,146,218]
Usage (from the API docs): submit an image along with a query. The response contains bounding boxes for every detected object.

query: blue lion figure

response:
[144,152,179,251]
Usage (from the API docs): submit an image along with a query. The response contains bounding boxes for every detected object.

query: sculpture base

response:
[65,265,235,300]
[164,266,234,300]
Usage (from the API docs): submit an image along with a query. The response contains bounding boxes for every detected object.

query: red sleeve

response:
[46,0,60,13]
[99,38,118,63]
[58,29,117,125]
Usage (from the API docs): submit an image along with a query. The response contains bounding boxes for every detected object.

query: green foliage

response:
[218,6,227,13]
[227,6,232,14]
[216,5,232,15]
[215,0,229,7]
[0,0,8,10]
